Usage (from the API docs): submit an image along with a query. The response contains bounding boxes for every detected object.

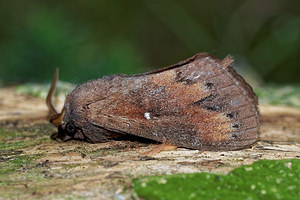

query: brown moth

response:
[46,52,260,151]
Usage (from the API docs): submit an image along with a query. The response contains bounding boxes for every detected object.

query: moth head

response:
[46,69,84,141]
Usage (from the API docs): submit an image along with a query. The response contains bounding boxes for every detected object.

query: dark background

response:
[0,0,299,86]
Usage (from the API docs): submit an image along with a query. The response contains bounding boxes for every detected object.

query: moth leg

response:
[141,143,178,156]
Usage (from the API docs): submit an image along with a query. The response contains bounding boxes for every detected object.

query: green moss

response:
[255,84,300,108]
[133,159,300,200]
[47,193,88,200]
[0,136,50,153]
[0,130,34,141]
[15,81,75,99]
[0,141,25,151]
[0,126,51,185]
[0,124,53,155]
[63,163,81,170]
[0,123,54,140]
[89,148,116,157]
[0,154,41,177]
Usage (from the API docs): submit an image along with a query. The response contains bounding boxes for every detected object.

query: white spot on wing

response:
[144,112,151,120]
[194,74,201,79]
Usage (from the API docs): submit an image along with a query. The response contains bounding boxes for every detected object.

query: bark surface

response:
[0,87,299,199]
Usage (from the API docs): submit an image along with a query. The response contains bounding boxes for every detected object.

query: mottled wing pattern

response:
[86,53,260,150]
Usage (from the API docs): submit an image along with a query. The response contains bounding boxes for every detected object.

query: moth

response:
[47,52,260,151]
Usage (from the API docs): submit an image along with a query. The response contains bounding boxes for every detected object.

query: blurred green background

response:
[0,0,299,86]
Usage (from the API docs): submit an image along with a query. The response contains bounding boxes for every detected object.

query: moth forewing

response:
[50,53,260,151]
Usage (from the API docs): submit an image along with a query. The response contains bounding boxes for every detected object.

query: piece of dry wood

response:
[0,87,299,200]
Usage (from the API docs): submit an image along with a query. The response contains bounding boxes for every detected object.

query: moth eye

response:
[65,123,76,135]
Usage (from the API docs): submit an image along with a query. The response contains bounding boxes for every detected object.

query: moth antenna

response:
[46,68,59,115]
[50,108,66,127]
[221,55,234,68]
